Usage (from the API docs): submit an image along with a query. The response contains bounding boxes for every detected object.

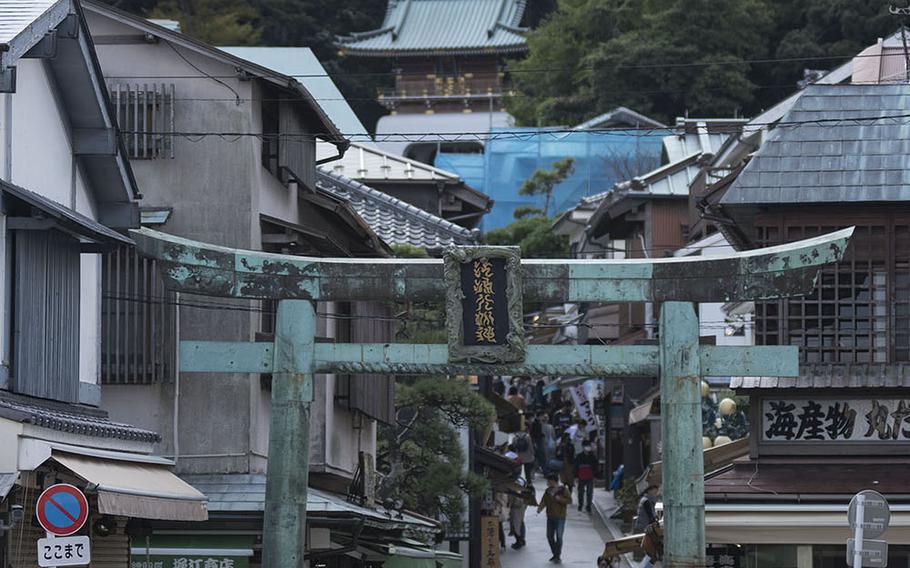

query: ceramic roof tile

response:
[338,0,527,56]
[731,364,910,390]
[316,168,477,250]
[722,84,910,205]
[0,395,160,442]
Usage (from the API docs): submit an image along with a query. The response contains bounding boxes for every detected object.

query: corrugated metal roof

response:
[318,141,461,183]
[316,168,477,250]
[219,47,369,141]
[182,473,438,531]
[731,364,910,390]
[663,132,729,163]
[572,106,666,131]
[338,0,527,56]
[722,83,910,206]
[0,0,61,44]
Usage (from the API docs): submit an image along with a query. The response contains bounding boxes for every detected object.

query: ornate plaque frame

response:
[444,246,525,363]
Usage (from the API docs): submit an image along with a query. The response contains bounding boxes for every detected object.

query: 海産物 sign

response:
[444,246,525,363]
[763,398,910,442]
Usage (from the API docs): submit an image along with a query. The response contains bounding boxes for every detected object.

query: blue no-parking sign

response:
[35,484,89,536]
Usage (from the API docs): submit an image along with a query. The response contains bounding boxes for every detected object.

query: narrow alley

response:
[500,480,614,568]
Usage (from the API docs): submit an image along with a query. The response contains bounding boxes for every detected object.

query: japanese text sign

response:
[763,398,910,442]
[444,246,525,363]
[38,535,90,567]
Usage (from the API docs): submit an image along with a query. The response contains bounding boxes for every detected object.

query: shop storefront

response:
[703,381,910,568]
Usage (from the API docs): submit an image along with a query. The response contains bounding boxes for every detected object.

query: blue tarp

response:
[436,128,668,231]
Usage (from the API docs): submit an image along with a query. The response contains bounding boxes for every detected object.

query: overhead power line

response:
[116,110,910,142]
[101,50,893,81]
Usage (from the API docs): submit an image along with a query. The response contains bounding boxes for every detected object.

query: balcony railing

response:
[379,73,506,102]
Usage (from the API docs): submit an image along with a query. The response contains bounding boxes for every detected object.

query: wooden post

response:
[659,302,705,567]
[262,300,315,568]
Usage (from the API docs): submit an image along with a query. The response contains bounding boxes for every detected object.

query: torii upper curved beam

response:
[130,227,853,303]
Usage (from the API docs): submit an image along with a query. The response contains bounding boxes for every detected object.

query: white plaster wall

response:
[9,60,74,206]
[3,60,106,387]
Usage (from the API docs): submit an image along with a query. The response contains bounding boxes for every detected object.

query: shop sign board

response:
[705,546,744,568]
[847,539,888,567]
[130,535,254,568]
[444,246,525,363]
[36,484,89,536]
[480,515,500,568]
[763,398,910,442]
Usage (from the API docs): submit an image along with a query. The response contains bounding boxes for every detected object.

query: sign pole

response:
[262,300,315,568]
[659,302,705,567]
[854,493,865,568]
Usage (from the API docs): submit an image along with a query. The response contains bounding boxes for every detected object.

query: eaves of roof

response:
[82,0,345,146]
[1,0,141,212]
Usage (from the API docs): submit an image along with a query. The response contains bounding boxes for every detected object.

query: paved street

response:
[500,480,610,567]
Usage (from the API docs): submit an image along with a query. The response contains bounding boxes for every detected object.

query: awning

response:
[704,505,910,544]
[0,472,18,499]
[1,180,134,246]
[51,452,207,521]
[629,395,658,425]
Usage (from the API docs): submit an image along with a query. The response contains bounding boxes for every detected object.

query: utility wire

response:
[113,110,910,142]
[100,50,899,81]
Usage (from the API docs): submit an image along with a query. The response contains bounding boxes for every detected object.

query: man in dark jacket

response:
[634,485,660,533]
[574,443,597,513]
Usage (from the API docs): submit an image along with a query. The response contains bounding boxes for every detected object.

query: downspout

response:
[315,140,350,166]
[638,233,653,338]
[173,292,180,466]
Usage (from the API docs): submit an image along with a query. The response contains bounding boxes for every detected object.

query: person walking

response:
[507,386,527,412]
[514,426,536,482]
[508,478,536,549]
[555,433,575,492]
[634,485,660,533]
[537,473,572,564]
[574,442,597,513]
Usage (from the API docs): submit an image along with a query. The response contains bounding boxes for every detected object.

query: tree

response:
[518,157,575,217]
[378,377,494,525]
[485,216,569,258]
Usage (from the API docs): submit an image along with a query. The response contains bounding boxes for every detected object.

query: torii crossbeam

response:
[132,227,853,568]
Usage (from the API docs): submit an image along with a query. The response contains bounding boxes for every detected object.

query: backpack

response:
[515,434,530,452]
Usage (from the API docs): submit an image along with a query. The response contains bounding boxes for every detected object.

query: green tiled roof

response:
[722,84,910,206]
[338,0,527,57]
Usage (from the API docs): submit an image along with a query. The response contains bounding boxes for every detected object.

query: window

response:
[101,246,176,384]
[109,83,175,159]
[756,219,910,363]
[11,230,80,402]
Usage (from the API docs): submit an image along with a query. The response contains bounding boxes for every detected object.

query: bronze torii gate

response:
[132,226,852,568]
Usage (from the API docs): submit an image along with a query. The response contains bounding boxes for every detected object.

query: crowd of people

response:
[493,377,604,563]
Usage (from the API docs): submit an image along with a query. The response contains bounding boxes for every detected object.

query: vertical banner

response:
[480,516,500,568]
[570,383,599,432]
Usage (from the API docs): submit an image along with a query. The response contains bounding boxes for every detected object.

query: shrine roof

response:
[315,167,478,250]
[731,364,910,390]
[721,83,910,206]
[337,0,528,57]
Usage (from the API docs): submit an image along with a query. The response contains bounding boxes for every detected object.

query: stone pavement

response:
[500,479,612,568]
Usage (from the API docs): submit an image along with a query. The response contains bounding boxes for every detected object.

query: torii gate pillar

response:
[661,302,705,566]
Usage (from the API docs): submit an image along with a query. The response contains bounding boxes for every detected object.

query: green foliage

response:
[518,157,575,217]
[391,244,432,258]
[513,205,544,219]
[507,0,898,125]
[485,216,569,258]
[379,377,495,523]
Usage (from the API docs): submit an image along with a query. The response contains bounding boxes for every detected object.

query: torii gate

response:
[132,226,853,568]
